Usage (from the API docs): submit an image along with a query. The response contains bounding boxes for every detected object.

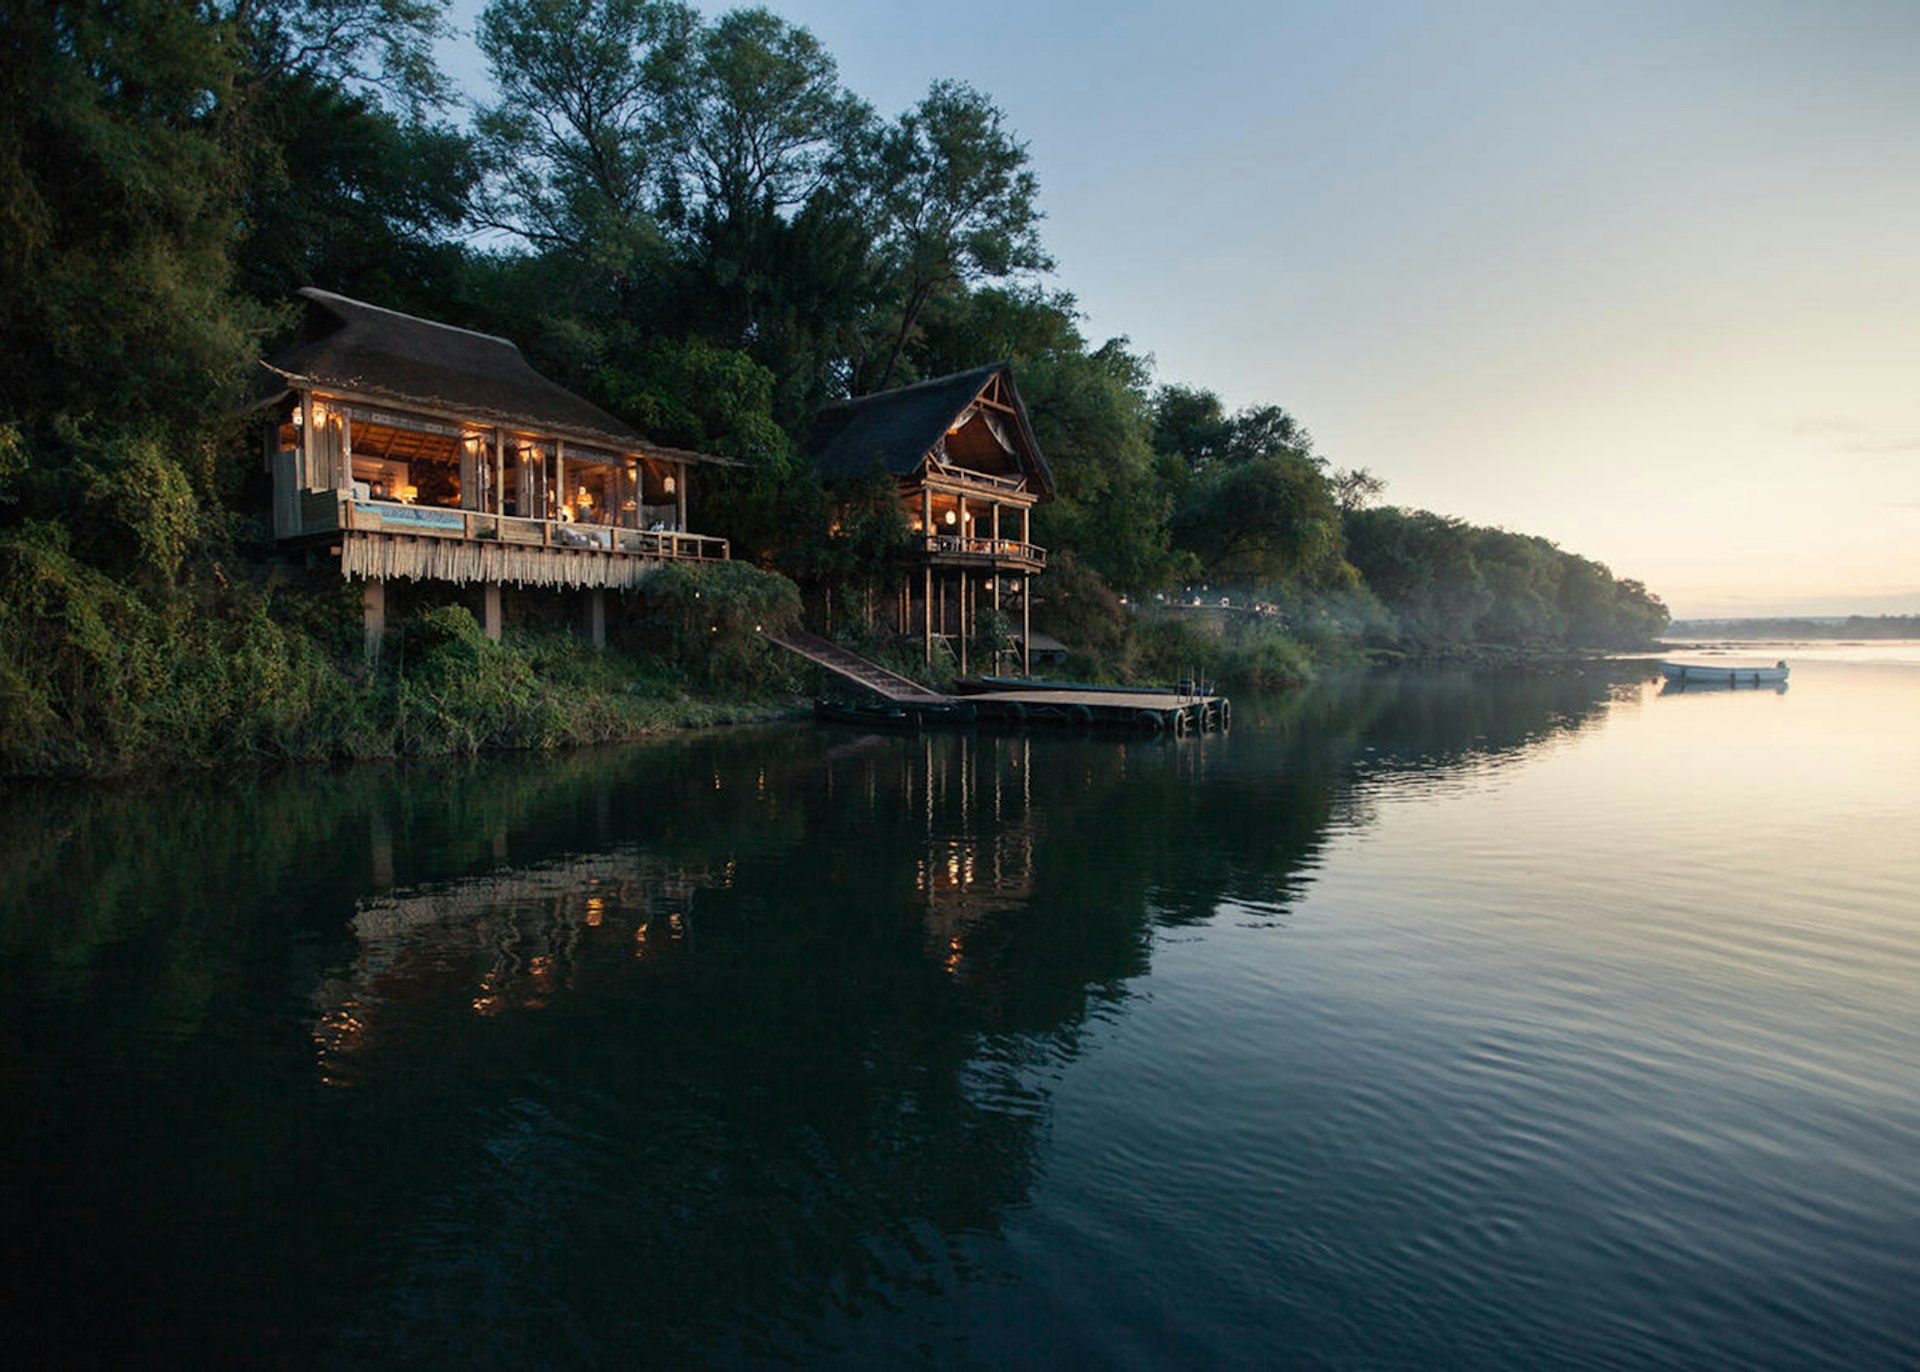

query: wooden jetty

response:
[766,630,1228,736]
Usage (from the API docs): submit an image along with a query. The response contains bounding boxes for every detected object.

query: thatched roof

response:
[806,364,1054,498]
[259,289,721,463]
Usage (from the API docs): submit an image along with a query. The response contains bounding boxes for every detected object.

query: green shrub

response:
[635,561,802,693]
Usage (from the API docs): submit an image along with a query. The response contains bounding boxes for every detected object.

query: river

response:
[3,652,1916,1368]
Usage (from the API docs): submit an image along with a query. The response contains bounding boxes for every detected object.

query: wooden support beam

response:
[362,577,386,662]
[958,569,969,676]
[300,391,316,490]
[478,582,502,642]
[1021,574,1031,677]
[582,588,605,649]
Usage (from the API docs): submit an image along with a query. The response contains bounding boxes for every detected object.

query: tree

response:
[1220,403,1313,466]
[1472,528,1566,644]
[1170,450,1343,586]
[655,8,876,421]
[1329,466,1386,513]
[0,0,262,446]
[1151,385,1314,472]
[666,7,869,233]
[1026,339,1183,592]
[1342,507,1489,645]
[231,0,456,115]
[1151,385,1232,472]
[233,68,476,314]
[863,81,1051,391]
[474,0,695,308]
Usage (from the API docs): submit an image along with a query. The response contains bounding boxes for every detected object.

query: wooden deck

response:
[766,632,1228,736]
[299,495,729,590]
[963,688,1228,735]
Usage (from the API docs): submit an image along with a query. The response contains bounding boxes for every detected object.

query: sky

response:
[438,0,1920,619]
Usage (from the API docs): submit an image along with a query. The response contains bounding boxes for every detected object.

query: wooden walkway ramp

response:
[761,630,953,704]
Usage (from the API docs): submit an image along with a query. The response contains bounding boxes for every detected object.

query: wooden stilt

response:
[476,581,502,642]
[1022,574,1031,676]
[958,569,969,676]
[362,578,386,661]
[582,587,605,648]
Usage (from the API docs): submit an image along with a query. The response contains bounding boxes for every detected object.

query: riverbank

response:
[1364,641,1665,670]
[2,594,1660,781]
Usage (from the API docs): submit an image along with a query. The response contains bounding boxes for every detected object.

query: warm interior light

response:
[663,474,677,495]
[944,509,958,526]
[576,489,593,509]
[397,484,419,503]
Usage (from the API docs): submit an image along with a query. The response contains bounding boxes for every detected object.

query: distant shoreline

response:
[1667,614,1919,641]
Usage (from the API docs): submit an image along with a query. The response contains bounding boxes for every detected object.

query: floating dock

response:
[768,630,1228,735]
[963,686,1226,735]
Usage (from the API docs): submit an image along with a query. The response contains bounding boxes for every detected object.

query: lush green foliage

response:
[629,560,803,690]
[0,0,1671,774]
[1344,506,1669,649]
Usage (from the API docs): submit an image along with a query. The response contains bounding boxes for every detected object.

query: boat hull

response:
[1657,661,1790,684]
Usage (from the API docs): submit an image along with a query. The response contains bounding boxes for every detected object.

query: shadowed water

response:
[2,656,1916,1368]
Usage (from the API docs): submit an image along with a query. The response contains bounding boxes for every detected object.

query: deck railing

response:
[924,533,1046,567]
[925,459,1030,494]
[305,494,728,561]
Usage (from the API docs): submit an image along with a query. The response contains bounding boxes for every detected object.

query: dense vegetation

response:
[0,0,1668,776]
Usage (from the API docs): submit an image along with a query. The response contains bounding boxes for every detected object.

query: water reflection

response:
[1658,677,1790,696]
[0,663,1650,1366]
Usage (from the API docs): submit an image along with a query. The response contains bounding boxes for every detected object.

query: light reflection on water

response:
[1,652,1916,1368]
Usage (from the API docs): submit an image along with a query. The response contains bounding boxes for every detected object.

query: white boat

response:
[1658,659,1789,684]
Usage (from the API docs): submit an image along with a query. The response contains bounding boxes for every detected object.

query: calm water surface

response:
[3,654,1917,1368]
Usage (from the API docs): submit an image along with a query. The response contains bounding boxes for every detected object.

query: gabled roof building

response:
[805,364,1053,674]
[256,289,730,652]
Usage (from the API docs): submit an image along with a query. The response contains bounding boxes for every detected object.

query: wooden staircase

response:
[761,629,953,703]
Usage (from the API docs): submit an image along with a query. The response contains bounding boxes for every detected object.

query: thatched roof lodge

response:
[805,364,1052,672]
[257,290,730,624]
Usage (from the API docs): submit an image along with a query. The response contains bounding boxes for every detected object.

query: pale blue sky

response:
[440,1,1920,617]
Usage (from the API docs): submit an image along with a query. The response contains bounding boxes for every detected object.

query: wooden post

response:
[1021,574,1031,676]
[582,588,605,649]
[494,430,505,515]
[923,565,933,664]
[362,578,386,662]
[555,440,566,522]
[299,391,316,490]
[478,582,502,643]
[340,410,353,492]
[460,434,477,509]
[676,462,688,531]
[271,420,299,538]
[958,569,969,676]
